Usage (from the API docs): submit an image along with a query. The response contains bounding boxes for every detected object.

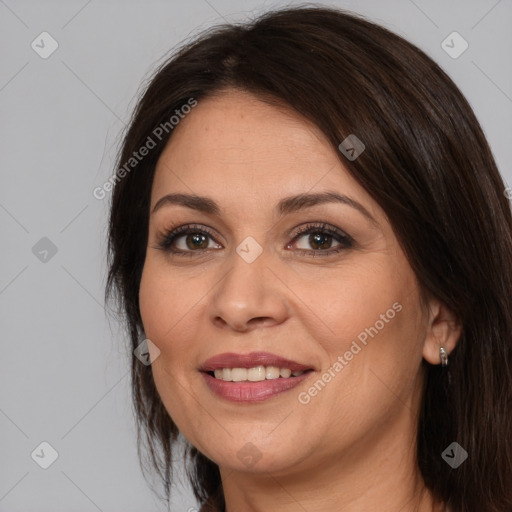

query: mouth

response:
[198,352,316,402]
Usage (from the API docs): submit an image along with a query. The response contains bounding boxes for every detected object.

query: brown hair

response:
[105,5,512,512]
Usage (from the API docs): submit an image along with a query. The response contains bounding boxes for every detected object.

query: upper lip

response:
[199,352,314,372]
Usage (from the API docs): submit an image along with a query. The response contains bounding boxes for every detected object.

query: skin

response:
[138,88,461,512]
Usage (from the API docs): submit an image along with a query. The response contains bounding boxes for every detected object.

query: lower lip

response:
[201,371,313,402]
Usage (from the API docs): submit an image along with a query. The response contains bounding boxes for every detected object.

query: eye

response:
[154,222,354,257]
[156,224,222,256]
[287,222,354,257]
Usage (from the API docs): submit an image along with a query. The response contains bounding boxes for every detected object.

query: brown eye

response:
[289,222,354,256]
[157,224,222,255]
[183,233,209,250]
[298,232,336,251]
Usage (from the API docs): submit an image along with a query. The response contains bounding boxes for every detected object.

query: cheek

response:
[138,261,201,430]
[311,261,424,404]
[314,261,402,349]
[138,258,189,344]
[138,257,207,386]
[138,265,165,342]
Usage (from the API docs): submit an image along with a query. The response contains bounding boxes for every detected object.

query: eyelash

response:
[155,222,354,258]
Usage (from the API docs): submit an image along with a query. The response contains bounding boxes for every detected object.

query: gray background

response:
[1,0,511,511]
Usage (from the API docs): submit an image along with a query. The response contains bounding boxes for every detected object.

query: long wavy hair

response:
[105,5,512,512]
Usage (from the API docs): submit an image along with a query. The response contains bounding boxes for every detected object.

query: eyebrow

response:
[151,191,379,228]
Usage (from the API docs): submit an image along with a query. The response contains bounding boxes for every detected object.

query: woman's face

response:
[139,88,433,476]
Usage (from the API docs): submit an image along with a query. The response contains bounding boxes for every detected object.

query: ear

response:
[422,297,462,365]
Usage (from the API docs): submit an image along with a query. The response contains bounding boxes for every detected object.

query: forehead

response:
[156,90,332,172]
[150,89,382,223]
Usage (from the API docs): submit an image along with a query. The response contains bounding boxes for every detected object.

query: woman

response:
[105,6,512,512]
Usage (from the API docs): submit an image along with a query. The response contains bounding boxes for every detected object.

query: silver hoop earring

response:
[439,347,449,367]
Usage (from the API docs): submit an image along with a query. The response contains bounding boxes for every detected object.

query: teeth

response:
[266,366,280,380]
[248,366,266,381]
[280,368,292,378]
[232,368,248,382]
[212,366,306,381]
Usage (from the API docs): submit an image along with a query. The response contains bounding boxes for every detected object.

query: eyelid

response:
[288,222,353,242]
[286,222,354,255]
[155,221,354,256]
[155,223,220,251]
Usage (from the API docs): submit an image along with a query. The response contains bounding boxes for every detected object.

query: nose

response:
[208,249,289,332]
